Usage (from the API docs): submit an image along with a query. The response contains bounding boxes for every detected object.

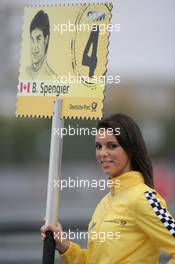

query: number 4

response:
[82,26,99,77]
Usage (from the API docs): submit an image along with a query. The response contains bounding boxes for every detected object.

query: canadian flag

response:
[20,82,30,93]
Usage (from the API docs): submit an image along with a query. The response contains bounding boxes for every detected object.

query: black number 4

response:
[82,26,99,78]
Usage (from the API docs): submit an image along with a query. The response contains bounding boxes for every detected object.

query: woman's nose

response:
[99,146,108,157]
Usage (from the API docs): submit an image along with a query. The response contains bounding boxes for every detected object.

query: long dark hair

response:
[97,113,154,188]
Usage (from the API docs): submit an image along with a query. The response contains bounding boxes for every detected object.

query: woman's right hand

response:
[40,222,70,254]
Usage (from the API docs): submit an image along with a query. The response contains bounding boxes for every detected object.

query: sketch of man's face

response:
[30,28,48,66]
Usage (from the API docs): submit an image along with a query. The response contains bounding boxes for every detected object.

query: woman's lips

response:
[101,161,113,168]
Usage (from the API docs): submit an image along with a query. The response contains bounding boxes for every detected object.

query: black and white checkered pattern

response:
[144,191,175,237]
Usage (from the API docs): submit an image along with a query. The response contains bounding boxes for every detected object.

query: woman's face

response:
[96,129,131,178]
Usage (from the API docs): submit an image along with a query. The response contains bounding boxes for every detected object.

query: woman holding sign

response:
[41,113,175,263]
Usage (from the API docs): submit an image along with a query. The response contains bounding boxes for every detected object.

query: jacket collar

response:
[110,171,144,196]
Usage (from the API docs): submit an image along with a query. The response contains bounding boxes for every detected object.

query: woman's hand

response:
[40,222,70,254]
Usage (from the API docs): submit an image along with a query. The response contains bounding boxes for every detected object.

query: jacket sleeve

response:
[59,241,87,264]
[135,190,175,264]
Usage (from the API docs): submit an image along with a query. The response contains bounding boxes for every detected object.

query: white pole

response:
[45,99,64,226]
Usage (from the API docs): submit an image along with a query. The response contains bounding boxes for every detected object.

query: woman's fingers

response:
[46,224,57,233]
[40,222,69,253]
[40,222,63,242]
[40,224,55,233]
[41,233,46,240]
[40,224,47,233]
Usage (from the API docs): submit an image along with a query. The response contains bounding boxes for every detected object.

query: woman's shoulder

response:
[130,182,167,209]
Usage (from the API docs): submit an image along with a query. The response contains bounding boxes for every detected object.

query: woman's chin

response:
[102,167,112,176]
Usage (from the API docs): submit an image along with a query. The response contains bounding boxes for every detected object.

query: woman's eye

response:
[108,144,118,149]
[96,143,101,150]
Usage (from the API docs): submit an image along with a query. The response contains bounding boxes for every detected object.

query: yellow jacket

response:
[60,171,175,264]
